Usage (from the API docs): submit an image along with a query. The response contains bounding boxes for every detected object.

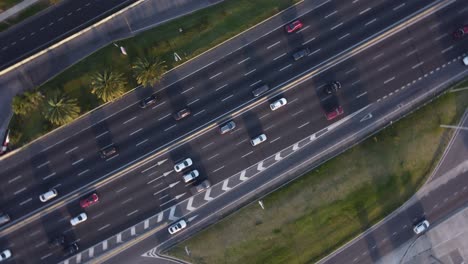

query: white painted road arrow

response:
[360,113,373,122]
[169,181,179,188]
[188,215,198,222]
[175,193,186,200]
[157,159,168,166]
[163,170,173,177]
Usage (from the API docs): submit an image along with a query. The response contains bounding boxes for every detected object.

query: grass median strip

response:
[10,0,300,146]
[165,86,468,263]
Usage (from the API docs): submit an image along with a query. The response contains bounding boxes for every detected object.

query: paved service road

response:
[0,0,136,70]
[1,0,468,263]
[320,113,468,264]
[0,0,448,228]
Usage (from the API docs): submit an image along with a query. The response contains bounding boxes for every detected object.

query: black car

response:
[100,146,118,159]
[49,235,65,248]
[453,25,468,40]
[64,243,79,256]
[139,95,157,108]
[292,48,311,61]
[325,81,342,94]
[173,108,191,121]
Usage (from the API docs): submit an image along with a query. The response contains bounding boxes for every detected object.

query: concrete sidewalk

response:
[0,0,224,147]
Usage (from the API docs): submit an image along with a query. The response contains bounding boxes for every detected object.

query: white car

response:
[413,220,430,234]
[168,219,187,235]
[174,158,193,172]
[251,134,267,146]
[70,213,87,226]
[0,249,11,261]
[463,56,468,66]
[39,189,58,203]
[270,98,287,111]
[183,170,200,183]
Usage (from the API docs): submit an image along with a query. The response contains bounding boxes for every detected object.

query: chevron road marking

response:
[157,212,163,222]
[257,161,266,171]
[222,179,231,191]
[293,143,300,151]
[168,206,178,221]
[239,170,248,181]
[275,152,283,161]
[204,188,214,201]
[187,197,197,211]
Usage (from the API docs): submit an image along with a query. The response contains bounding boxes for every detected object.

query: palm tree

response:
[132,57,166,87]
[11,90,44,115]
[90,71,127,102]
[42,92,80,126]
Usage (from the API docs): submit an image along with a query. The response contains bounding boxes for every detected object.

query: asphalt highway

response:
[1,0,468,262]
[0,0,442,227]
[0,0,136,70]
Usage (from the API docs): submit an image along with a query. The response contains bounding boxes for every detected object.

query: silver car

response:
[251,134,267,146]
[413,220,430,234]
[174,158,193,172]
[270,98,287,111]
[220,120,236,134]
[39,189,58,203]
[168,219,187,235]
[70,213,87,226]
[183,170,200,183]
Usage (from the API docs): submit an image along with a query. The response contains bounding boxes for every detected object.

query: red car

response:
[326,106,344,121]
[80,193,99,208]
[285,20,303,33]
[453,25,468,40]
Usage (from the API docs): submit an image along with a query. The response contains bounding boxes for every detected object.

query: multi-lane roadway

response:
[0,0,467,263]
[0,0,136,70]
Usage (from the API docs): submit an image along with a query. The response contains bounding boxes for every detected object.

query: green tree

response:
[132,57,166,87]
[90,71,127,102]
[42,92,80,126]
[11,90,44,115]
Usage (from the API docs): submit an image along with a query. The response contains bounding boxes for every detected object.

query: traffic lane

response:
[0,0,137,70]
[0,0,454,241]
[313,2,468,104]
[0,78,332,262]
[325,170,468,264]
[188,3,468,206]
[0,0,427,176]
[4,0,464,234]
[2,15,464,264]
[0,0,436,206]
